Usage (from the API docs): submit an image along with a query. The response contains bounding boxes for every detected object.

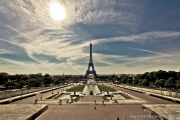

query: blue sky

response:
[0,0,180,75]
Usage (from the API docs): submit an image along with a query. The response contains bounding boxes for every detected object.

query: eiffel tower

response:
[84,42,98,78]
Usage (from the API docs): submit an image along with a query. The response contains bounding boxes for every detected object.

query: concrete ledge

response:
[116,99,146,104]
[27,104,48,120]
[0,104,48,120]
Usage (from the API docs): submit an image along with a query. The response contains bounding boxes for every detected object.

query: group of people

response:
[94,100,105,105]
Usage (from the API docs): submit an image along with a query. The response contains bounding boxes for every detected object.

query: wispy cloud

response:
[90,31,180,44]
[0,0,180,74]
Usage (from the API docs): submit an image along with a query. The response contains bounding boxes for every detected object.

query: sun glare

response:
[49,2,66,21]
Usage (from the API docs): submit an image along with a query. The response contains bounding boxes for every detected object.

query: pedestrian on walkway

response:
[102,100,104,105]
[94,105,96,110]
[34,99,38,104]
[59,100,62,105]
[117,117,120,120]
[95,100,96,104]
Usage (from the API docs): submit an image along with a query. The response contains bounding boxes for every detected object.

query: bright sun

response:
[49,2,66,21]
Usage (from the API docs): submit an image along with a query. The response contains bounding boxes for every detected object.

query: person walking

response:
[34,99,38,104]
[59,99,62,105]
[94,105,96,110]
[117,117,120,120]
[95,100,96,104]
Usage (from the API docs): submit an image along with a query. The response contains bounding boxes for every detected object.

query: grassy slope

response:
[98,84,116,92]
[67,85,85,92]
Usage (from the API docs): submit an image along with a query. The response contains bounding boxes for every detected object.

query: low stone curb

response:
[27,105,48,120]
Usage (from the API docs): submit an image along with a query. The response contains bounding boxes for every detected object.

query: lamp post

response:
[161,87,163,100]
[21,88,23,98]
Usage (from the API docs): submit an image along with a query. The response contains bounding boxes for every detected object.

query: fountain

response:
[82,84,101,95]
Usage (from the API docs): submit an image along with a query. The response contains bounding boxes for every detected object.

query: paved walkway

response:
[36,104,158,120]
[78,96,103,102]
[105,83,173,104]
[11,85,72,104]
[117,84,180,102]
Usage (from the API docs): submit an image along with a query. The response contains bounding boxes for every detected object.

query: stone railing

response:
[116,85,180,99]
[0,85,67,100]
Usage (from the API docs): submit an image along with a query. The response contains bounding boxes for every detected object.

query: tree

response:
[28,79,41,87]
[164,77,175,88]
[44,74,50,77]
[143,79,149,86]
[177,72,180,80]
[43,77,52,85]
[5,81,16,89]
[120,77,128,84]
[0,75,8,85]
[168,71,177,80]
[132,76,139,85]
[175,80,180,89]
[138,79,149,86]
[54,79,60,85]
[127,78,132,85]
[155,79,165,88]
[16,80,26,88]
[21,76,28,81]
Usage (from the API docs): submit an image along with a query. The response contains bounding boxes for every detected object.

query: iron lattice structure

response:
[84,43,98,78]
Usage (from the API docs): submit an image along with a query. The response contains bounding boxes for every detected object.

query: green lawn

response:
[98,84,116,92]
[67,85,85,92]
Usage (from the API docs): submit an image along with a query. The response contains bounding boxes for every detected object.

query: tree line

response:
[1,70,180,89]
[115,70,180,89]
[0,73,84,89]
